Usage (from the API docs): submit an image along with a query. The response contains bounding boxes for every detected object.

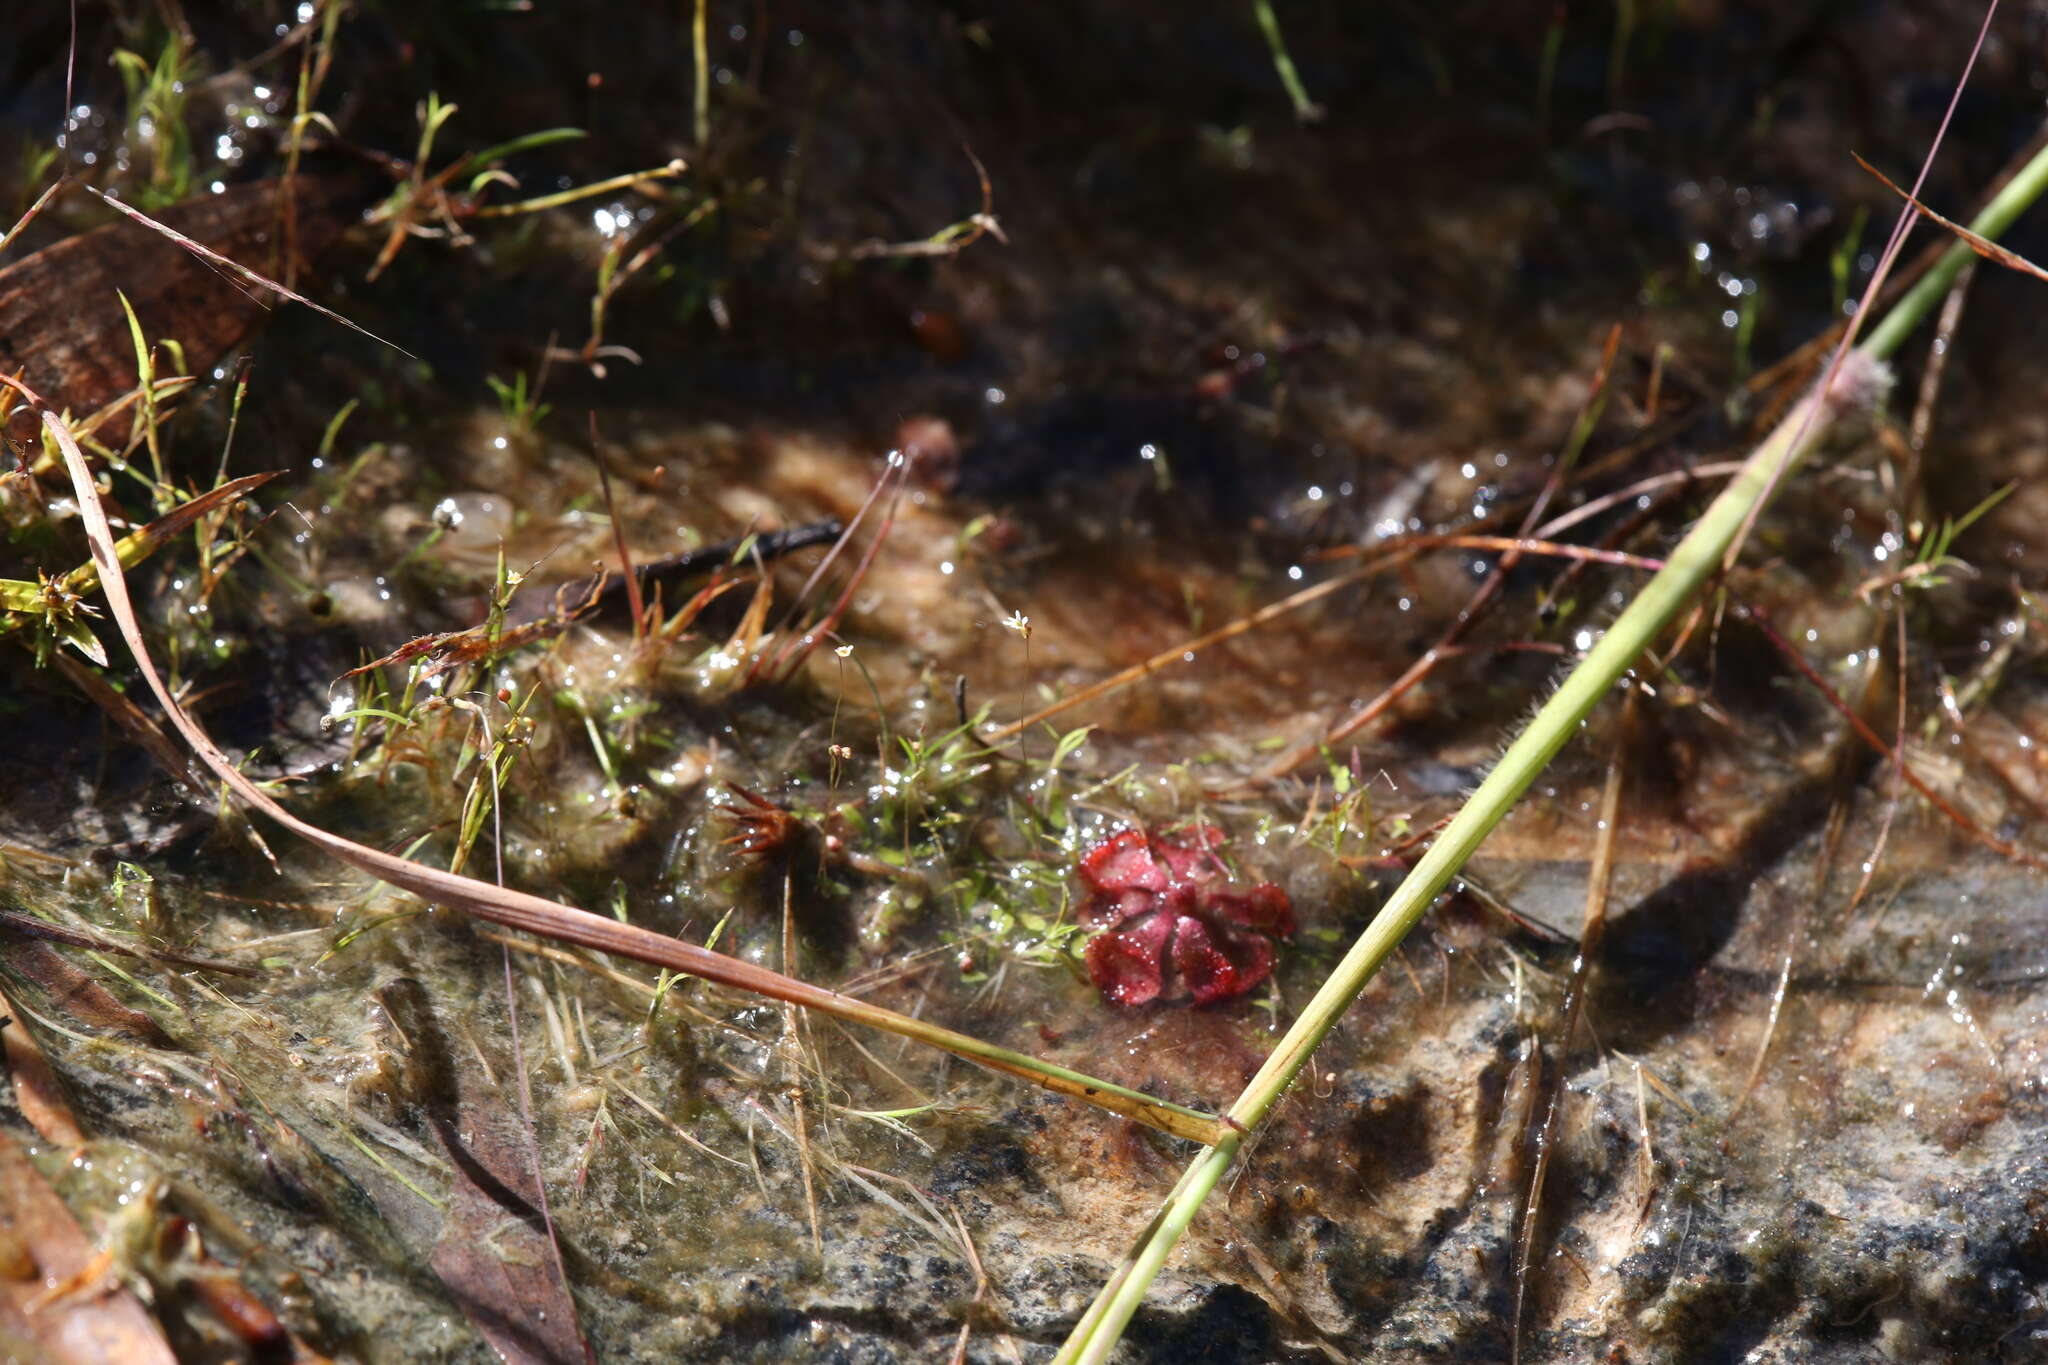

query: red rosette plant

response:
[1076,825,1295,1007]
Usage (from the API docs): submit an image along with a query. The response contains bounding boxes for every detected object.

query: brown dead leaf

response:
[0,1127,178,1365]
[0,177,369,448]
[380,979,595,1365]
[0,980,86,1147]
[0,930,176,1049]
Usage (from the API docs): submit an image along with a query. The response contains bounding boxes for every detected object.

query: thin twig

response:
[1269,325,1625,776]
[783,870,824,1257]
[1742,604,2045,870]
[1509,691,1630,1364]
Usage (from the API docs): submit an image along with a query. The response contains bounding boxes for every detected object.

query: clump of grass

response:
[484,366,552,442]
[111,37,203,209]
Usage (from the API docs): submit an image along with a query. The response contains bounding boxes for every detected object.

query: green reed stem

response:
[1054,133,2048,1365]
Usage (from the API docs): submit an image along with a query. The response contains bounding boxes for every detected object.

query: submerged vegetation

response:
[4,2,2048,1362]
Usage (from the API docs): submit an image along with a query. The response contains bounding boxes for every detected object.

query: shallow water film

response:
[3,3,2048,1362]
